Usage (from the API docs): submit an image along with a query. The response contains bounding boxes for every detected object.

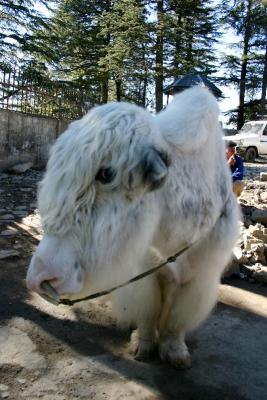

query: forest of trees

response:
[0,0,266,127]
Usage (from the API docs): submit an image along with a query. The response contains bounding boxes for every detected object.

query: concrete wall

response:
[0,109,70,170]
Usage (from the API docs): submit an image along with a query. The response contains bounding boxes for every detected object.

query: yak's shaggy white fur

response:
[27,87,240,368]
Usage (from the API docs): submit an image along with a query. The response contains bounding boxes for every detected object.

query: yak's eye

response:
[95,167,115,184]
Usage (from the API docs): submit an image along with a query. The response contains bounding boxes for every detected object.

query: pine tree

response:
[98,0,150,103]
[0,0,49,63]
[155,0,164,112]
[24,0,112,104]
[9,0,221,112]
[151,0,219,112]
[166,0,219,78]
[221,0,267,127]
[25,0,151,106]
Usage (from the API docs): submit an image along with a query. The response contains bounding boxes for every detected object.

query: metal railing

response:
[0,66,90,120]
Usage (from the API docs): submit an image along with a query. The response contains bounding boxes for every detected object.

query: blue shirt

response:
[231,155,244,182]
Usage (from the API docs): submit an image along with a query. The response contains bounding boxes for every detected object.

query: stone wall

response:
[0,109,70,170]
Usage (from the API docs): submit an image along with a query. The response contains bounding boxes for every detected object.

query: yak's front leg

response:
[130,320,157,360]
[159,330,191,368]
[112,273,161,360]
[157,262,191,368]
[158,239,227,369]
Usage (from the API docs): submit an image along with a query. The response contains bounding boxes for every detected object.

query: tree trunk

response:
[185,17,194,69]
[115,79,122,101]
[101,75,109,104]
[260,40,267,116]
[141,43,148,107]
[155,0,164,113]
[142,65,148,107]
[174,13,182,76]
[101,24,111,104]
[237,0,252,130]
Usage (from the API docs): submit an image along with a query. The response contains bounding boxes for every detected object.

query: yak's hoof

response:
[130,330,156,361]
[159,338,191,369]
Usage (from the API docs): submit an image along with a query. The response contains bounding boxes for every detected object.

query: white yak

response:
[26,87,240,368]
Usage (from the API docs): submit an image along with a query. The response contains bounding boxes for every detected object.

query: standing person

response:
[226,141,244,197]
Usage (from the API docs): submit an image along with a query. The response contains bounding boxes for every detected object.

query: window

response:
[240,123,264,134]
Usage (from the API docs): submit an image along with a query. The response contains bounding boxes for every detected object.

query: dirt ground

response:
[0,159,267,400]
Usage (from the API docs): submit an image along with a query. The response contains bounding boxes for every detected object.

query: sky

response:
[217,86,239,127]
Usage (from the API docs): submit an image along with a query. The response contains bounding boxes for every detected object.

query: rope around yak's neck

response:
[40,242,192,306]
[39,192,230,307]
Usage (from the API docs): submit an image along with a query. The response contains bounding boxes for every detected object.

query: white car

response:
[224,120,267,162]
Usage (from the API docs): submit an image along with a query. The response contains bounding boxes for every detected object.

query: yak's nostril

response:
[40,280,60,303]
[39,277,63,293]
[39,281,61,305]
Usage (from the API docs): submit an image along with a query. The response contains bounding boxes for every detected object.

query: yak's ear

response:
[142,147,170,191]
[156,87,220,152]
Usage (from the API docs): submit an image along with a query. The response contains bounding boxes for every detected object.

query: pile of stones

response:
[226,218,267,283]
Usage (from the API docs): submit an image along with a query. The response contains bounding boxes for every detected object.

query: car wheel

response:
[244,147,257,162]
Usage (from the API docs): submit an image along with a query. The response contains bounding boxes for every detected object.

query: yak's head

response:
[26,101,171,299]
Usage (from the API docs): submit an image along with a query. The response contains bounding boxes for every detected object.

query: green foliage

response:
[226,98,266,126]
[220,0,267,126]
[0,0,50,62]
[97,0,151,102]
[18,0,221,108]
[164,0,220,79]
[23,0,152,105]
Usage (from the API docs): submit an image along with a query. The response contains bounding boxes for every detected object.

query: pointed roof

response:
[164,70,223,98]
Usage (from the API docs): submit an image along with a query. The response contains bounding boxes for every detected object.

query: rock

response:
[259,192,267,202]
[243,233,263,251]
[1,392,9,399]
[0,250,20,259]
[233,246,243,260]
[0,385,8,392]
[232,246,249,264]
[245,182,256,190]
[0,209,8,214]
[260,172,267,182]
[251,209,267,225]
[0,237,7,246]
[20,187,32,192]
[248,243,266,265]
[13,211,28,217]
[15,206,27,211]
[0,214,14,221]
[0,229,18,237]
[6,162,33,174]
[244,218,253,228]
[13,243,23,250]
[16,378,27,385]
[240,204,254,218]
[248,223,267,243]
[245,263,267,283]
